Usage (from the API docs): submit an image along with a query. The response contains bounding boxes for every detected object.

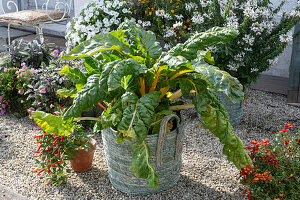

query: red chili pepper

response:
[51,161,63,167]
[52,112,57,116]
[58,148,61,157]
[37,141,44,144]
[37,169,44,175]
[33,134,45,139]
[36,145,42,151]
[52,138,59,146]
[48,150,53,154]
[33,150,41,153]
[61,136,63,142]
[59,104,63,112]
[98,102,106,110]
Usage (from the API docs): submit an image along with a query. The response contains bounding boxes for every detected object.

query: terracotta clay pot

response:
[70,138,96,172]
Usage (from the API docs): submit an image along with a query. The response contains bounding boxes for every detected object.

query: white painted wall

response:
[74,0,94,16]
[263,0,298,78]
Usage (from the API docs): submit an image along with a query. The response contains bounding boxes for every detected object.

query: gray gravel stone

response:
[0,89,299,200]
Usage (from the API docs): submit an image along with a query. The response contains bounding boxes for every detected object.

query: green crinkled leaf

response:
[130,142,159,189]
[56,88,77,98]
[106,58,147,91]
[31,111,74,136]
[62,30,130,60]
[64,74,101,119]
[158,54,189,70]
[59,65,87,91]
[191,60,244,103]
[118,91,161,144]
[119,20,162,59]
[181,27,239,60]
[198,93,252,169]
[84,56,101,74]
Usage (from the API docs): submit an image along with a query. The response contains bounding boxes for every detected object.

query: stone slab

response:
[0,26,32,40]
[251,74,289,95]
[13,34,66,49]
[0,185,28,200]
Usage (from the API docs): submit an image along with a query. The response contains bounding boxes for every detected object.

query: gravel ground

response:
[0,89,299,200]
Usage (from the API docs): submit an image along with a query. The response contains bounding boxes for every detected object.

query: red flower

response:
[284,123,293,129]
[250,140,260,147]
[260,140,270,146]
[265,149,273,154]
[240,165,253,176]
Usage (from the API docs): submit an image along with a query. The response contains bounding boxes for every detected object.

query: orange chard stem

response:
[149,67,163,93]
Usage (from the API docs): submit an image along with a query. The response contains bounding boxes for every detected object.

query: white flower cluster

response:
[66,0,131,45]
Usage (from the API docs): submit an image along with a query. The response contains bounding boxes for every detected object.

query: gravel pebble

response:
[0,89,299,200]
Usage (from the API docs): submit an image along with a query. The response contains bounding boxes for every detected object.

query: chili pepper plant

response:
[30,107,95,185]
[240,123,300,200]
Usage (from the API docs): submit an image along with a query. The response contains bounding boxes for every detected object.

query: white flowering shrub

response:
[67,0,300,86]
[130,0,300,86]
[66,0,132,45]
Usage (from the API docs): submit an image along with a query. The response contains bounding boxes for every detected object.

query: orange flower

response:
[279,193,283,197]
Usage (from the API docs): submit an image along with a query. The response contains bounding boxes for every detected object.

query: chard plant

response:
[30,20,252,188]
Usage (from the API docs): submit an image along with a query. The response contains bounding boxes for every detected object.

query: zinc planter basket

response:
[102,114,184,195]
[217,91,243,127]
[198,91,243,127]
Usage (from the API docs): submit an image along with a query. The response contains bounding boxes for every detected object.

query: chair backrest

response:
[1,0,73,22]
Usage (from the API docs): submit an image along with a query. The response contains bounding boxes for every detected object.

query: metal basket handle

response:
[156,114,182,167]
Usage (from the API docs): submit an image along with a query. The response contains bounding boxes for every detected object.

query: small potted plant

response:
[28,107,96,185]
[32,20,253,194]
[240,123,300,200]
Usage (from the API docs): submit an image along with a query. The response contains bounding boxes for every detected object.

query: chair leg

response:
[36,25,44,43]
[7,23,11,46]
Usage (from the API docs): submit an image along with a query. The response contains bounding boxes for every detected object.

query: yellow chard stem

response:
[170,70,194,80]
[169,89,182,102]
[138,77,146,96]
[160,86,170,99]
[169,104,195,111]
[74,117,99,121]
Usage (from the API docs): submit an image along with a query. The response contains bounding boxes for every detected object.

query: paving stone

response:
[0,185,28,200]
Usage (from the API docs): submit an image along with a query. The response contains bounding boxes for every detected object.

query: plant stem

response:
[73,117,99,122]
[169,104,195,110]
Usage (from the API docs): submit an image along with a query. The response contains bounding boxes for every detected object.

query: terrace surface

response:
[0,89,299,200]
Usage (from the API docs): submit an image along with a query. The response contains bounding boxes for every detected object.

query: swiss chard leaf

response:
[62,30,130,60]
[59,65,87,92]
[181,27,239,60]
[63,74,101,120]
[130,142,159,189]
[56,88,77,98]
[191,60,244,103]
[118,91,161,144]
[198,92,252,169]
[30,111,74,136]
[106,58,147,91]
[119,20,162,59]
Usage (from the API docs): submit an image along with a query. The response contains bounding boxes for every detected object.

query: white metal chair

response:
[0,0,72,45]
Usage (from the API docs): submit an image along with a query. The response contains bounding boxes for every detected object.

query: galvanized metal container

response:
[102,114,184,195]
